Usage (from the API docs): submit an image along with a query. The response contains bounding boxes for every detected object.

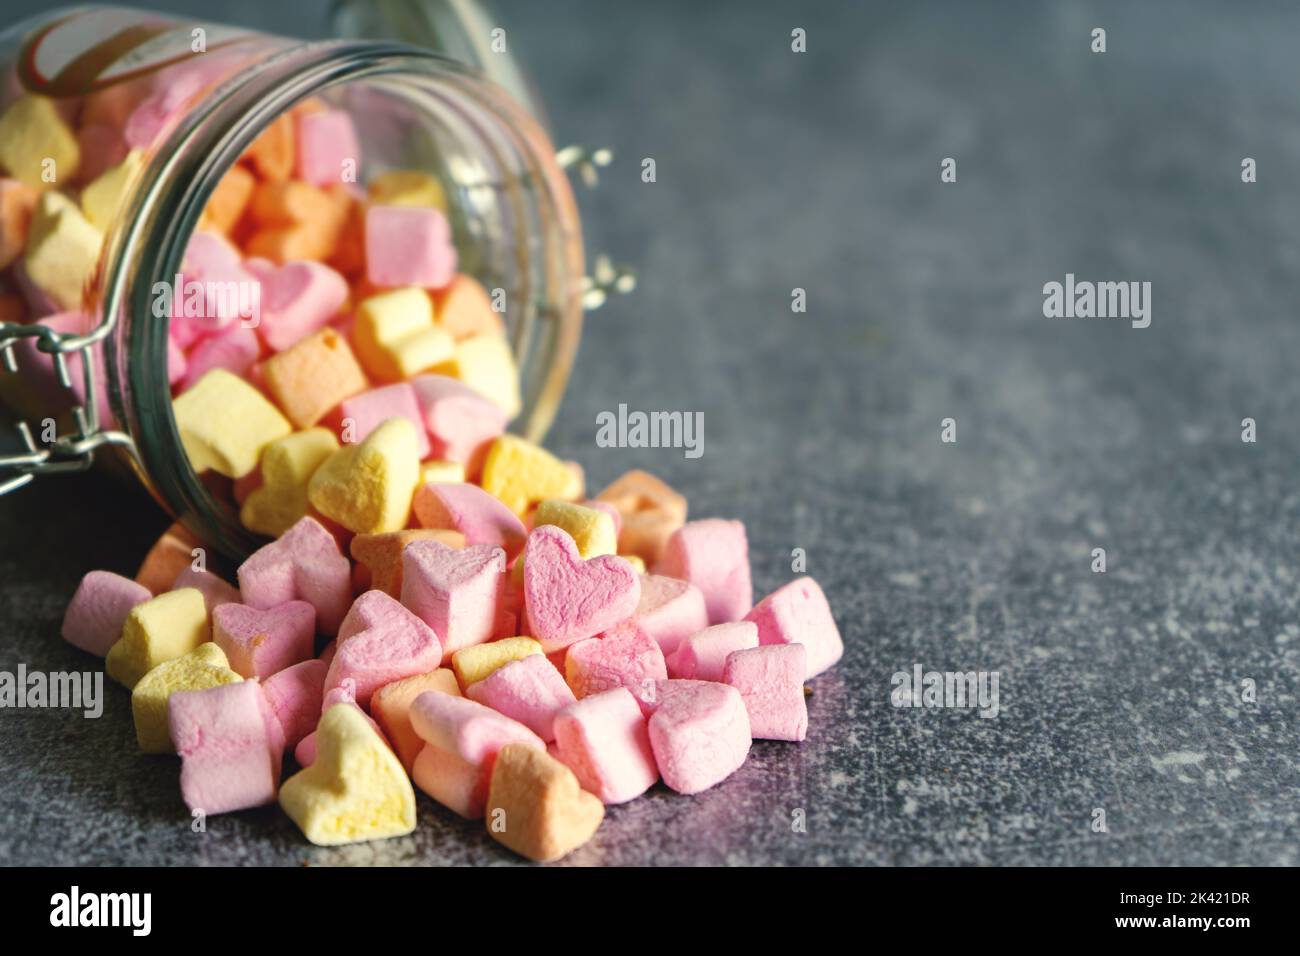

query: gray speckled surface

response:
[2,0,1299,866]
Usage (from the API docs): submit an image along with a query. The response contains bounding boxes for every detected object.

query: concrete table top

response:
[0,0,1296,865]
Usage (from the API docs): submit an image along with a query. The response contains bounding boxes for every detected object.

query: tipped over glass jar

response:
[0,2,599,559]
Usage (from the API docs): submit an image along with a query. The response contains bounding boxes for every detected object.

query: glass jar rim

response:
[98,39,585,560]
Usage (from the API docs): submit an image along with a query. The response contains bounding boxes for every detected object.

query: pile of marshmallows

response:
[14,86,845,862]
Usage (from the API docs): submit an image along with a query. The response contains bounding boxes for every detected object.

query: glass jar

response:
[0,3,591,559]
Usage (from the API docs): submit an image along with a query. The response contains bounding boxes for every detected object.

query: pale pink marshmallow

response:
[124,66,211,147]
[169,680,282,814]
[629,678,716,717]
[408,374,506,471]
[465,654,575,742]
[408,691,544,818]
[260,658,326,752]
[410,745,485,818]
[181,231,242,273]
[169,312,204,350]
[400,540,505,662]
[294,109,361,187]
[565,620,667,711]
[365,205,457,289]
[212,600,316,679]
[171,567,241,613]
[182,324,260,390]
[723,644,808,741]
[631,574,709,657]
[655,519,752,625]
[167,335,187,385]
[61,570,152,656]
[412,482,527,560]
[175,231,250,334]
[553,687,658,804]
[237,516,352,635]
[744,577,844,679]
[667,621,759,682]
[647,681,751,794]
[257,260,348,352]
[335,383,431,459]
[409,691,546,764]
[243,257,277,284]
[523,525,641,653]
[325,590,442,706]
[294,678,388,765]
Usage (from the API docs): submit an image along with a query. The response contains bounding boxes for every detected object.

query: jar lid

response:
[329,0,549,129]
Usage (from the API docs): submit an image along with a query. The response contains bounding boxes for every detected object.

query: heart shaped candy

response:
[212,600,316,679]
[485,743,604,862]
[326,590,442,707]
[237,516,351,635]
[523,525,641,653]
[306,417,421,535]
[279,704,416,846]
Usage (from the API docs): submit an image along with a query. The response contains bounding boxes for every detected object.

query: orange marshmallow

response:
[242,113,295,181]
[135,521,203,595]
[248,180,340,228]
[485,743,604,862]
[596,469,689,565]
[326,186,366,277]
[434,275,506,340]
[261,327,368,428]
[199,165,255,235]
[0,178,38,270]
[371,668,463,771]
[349,528,467,598]
[245,224,339,264]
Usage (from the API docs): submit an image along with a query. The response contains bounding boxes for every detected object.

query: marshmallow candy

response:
[326,590,442,707]
[647,681,751,794]
[744,577,844,679]
[553,687,658,805]
[170,680,283,814]
[61,571,152,657]
[655,519,752,625]
[238,516,351,635]
[666,621,759,682]
[723,644,809,741]
[408,691,544,819]
[279,704,417,846]
[523,525,641,653]
[485,744,604,863]
[465,654,576,742]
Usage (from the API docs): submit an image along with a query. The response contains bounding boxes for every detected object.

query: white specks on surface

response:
[1150,751,1207,784]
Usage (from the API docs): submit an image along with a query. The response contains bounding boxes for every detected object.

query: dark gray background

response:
[1,0,1297,866]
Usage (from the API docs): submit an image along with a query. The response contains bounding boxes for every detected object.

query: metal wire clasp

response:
[0,316,130,495]
[557,145,636,312]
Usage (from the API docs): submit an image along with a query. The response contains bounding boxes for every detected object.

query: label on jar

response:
[18,8,255,97]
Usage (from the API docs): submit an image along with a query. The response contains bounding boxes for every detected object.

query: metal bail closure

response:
[557,144,637,312]
[0,316,130,496]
